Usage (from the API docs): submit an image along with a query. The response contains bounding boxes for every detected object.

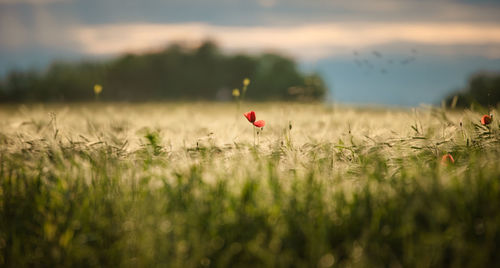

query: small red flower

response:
[244,111,266,128]
[243,111,256,123]
[253,120,265,128]
[441,153,455,165]
[481,114,492,125]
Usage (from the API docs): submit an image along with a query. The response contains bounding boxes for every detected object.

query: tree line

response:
[0,41,327,102]
[445,71,500,109]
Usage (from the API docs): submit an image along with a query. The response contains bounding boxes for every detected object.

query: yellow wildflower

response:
[243,78,250,87]
[94,84,103,95]
[232,88,240,97]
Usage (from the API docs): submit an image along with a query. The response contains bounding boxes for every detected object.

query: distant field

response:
[1,102,499,267]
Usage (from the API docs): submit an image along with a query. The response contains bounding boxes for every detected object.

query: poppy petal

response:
[481,115,492,125]
[244,111,256,123]
[253,120,265,128]
[441,153,454,164]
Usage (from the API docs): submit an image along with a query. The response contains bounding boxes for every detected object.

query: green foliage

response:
[0,104,499,267]
[0,41,326,102]
[445,71,500,109]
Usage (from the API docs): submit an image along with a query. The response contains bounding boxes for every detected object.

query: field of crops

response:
[0,102,499,267]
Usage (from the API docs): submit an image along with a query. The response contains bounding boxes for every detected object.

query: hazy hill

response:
[0,41,326,102]
[445,71,500,109]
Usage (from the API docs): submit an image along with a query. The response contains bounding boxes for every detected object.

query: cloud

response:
[74,22,500,60]
[0,3,76,50]
[257,0,278,8]
[0,0,69,4]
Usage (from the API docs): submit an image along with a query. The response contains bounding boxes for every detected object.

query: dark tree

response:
[0,41,327,102]
[445,72,500,109]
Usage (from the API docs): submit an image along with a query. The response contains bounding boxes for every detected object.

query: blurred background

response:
[0,0,499,106]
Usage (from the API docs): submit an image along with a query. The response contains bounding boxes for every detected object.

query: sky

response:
[1,0,500,105]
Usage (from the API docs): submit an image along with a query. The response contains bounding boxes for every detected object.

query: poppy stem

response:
[253,126,256,147]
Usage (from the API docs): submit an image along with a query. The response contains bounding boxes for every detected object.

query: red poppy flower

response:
[481,114,492,125]
[243,111,256,123]
[441,153,455,165]
[253,120,265,128]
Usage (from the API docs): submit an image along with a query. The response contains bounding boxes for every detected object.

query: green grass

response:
[0,102,499,267]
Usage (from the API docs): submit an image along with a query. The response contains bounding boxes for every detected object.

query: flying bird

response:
[400,57,416,65]
[372,50,382,58]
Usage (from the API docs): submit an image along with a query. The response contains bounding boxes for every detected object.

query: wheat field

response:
[1,102,499,267]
